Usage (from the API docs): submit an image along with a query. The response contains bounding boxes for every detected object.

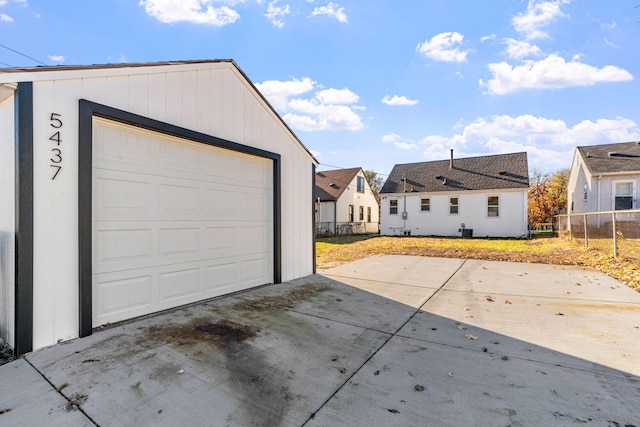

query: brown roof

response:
[381,152,529,194]
[577,141,640,174]
[315,168,362,201]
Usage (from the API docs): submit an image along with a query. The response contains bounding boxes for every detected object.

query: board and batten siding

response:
[4,62,315,349]
[0,90,15,348]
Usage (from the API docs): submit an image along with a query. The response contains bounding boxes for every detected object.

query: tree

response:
[364,170,384,195]
[528,168,569,229]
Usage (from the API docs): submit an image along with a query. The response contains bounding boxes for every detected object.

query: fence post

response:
[612,211,617,258]
[583,214,588,248]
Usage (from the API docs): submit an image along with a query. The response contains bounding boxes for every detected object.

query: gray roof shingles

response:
[577,141,640,174]
[381,152,529,194]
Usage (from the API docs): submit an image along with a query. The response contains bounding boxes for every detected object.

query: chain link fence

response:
[315,222,379,237]
[555,209,640,259]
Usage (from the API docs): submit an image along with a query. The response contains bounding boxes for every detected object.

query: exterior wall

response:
[334,170,379,232]
[2,62,316,349]
[316,201,337,233]
[380,189,528,238]
[0,93,15,347]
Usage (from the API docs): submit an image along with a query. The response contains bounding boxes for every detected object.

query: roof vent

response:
[442,178,447,185]
[435,175,443,180]
[329,183,337,187]
[498,171,506,175]
[586,152,591,158]
[608,152,620,158]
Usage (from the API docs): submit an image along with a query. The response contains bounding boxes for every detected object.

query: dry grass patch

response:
[316,235,640,291]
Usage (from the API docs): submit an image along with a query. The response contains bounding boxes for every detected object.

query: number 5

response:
[50,113,62,128]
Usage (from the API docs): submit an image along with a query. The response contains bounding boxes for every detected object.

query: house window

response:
[389,199,398,215]
[359,206,364,221]
[349,205,354,222]
[357,176,365,193]
[420,198,430,212]
[367,206,371,222]
[583,184,588,201]
[487,196,499,217]
[449,197,459,215]
[614,181,634,210]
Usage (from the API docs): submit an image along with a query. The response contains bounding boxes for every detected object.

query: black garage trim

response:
[15,82,34,356]
[312,164,316,274]
[78,99,282,338]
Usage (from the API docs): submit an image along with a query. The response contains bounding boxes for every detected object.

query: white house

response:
[380,151,529,238]
[315,167,379,235]
[568,141,640,213]
[0,60,318,355]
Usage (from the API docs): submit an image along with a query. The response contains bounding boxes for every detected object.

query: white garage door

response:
[92,118,273,326]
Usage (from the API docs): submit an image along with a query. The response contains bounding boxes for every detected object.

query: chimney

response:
[450,149,454,169]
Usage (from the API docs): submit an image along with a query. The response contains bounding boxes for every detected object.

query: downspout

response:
[333,200,337,235]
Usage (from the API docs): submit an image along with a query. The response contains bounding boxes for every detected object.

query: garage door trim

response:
[78,99,281,338]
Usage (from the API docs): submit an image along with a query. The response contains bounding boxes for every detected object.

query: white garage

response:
[0,60,317,355]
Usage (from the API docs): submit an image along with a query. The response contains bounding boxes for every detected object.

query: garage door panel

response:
[96,229,152,264]
[95,176,153,216]
[94,273,154,323]
[159,184,200,214]
[92,118,273,327]
[159,268,202,303]
[159,228,199,256]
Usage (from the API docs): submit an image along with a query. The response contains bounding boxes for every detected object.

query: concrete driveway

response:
[1,255,639,426]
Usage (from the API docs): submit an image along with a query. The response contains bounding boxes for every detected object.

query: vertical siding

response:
[25,62,315,349]
[0,94,15,347]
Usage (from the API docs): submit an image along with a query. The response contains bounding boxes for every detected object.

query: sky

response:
[1,0,640,178]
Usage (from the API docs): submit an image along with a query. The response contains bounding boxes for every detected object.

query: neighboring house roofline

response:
[576,141,640,175]
[315,167,364,201]
[381,151,529,194]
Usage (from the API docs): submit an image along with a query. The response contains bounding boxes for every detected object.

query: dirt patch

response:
[227,282,332,313]
[143,318,259,347]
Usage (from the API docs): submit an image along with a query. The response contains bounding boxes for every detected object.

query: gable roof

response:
[0,59,318,164]
[381,152,529,194]
[576,141,640,174]
[315,167,362,201]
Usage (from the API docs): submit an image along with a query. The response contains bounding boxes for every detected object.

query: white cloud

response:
[481,54,633,95]
[139,0,241,25]
[600,20,616,30]
[255,77,316,110]
[481,34,496,42]
[381,95,418,106]
[265,0,289,28]
[0,13,13,22]
[316,87,359,104]
[256,76,364,132]
[503,38,540,59]
[416,32,470,63]
[415,114,640,171]
[511,0,570,40]
[603,37,618,49]
[311,2,347,23]
[381,132,418,149]
[48,55,65,63]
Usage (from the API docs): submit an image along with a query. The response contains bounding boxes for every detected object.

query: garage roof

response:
[0,59,318,164]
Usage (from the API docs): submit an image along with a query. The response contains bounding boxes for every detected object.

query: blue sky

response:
[2,0,639,178]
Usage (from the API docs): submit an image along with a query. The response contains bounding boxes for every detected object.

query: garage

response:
[91,117,273,327]
[1,60,317,355]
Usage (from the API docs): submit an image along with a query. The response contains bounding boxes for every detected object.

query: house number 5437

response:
[49,113,63,180]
